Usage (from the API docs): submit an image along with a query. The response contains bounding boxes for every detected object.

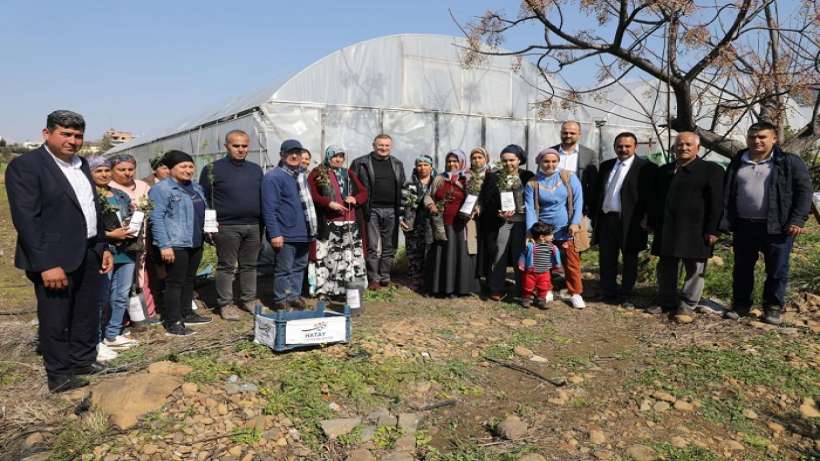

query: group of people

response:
[5,110,813,393]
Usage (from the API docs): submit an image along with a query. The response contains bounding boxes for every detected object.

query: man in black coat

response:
[722,122,813,324]
[648,132,723,317]
[590,132,657,305]
[5,110,113,392]
[350,134,406,289]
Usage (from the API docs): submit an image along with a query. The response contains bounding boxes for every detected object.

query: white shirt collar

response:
[616,155,636,168]
[44,145,81,168]
[558,144,578,156]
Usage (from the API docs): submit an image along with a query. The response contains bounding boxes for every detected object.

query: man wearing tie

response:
[590,132,657,305]
[5,110,113,392]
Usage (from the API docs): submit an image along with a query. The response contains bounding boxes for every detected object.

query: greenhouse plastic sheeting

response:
[383,110,435,177]
[322,108,381,162]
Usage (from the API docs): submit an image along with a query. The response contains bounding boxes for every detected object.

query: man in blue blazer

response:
[5,110,113,392]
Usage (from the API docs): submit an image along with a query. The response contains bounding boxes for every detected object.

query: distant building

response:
[22,140,41,150]
[79,144,103,156]
[104,128,135,145]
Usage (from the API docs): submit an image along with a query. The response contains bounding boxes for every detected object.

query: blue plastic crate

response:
[253,301,351,352]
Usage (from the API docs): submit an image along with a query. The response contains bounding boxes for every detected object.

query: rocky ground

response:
[1,281,818,461]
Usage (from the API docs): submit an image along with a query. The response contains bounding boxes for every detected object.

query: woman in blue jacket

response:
[149,151,211,336]
[524,148,586,309]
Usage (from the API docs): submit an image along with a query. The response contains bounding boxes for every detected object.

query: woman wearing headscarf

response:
[524,148,586,309]
[477,144,534,301]
[307,146,369,306]
[108,154,159,324]
[149,151,212,336]
[466,147,491,278]
[423,149,480,297]
[399,155,436,291]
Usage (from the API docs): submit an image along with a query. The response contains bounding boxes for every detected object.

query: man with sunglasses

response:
[199,130,263,320]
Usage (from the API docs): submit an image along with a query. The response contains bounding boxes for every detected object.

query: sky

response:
[2,0,566,143]
[0,1,805,143]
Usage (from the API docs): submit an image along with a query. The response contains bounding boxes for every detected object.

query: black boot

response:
[48,374,89,393]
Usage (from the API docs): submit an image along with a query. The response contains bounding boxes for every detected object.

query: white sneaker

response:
[96,342,118,362]
[103,335,138,349]
[570,294,586,309]
[545,291,554,303]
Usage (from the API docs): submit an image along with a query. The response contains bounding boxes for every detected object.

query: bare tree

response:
[457,0,819,158]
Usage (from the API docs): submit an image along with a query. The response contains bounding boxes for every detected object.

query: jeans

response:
[366,207,397,283]
[657,257,706,310]
[732,220,794,310]
[212,224,261,307]
[163,247,203,324]
[273,242,309,303]
[104,262,136,340]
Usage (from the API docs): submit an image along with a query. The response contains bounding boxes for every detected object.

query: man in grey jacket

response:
[551,120,598,216]
[351,134,406,289]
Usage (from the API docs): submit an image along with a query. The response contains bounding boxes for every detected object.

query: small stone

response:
[675,314,694,324]
[147,361,193,376]
[23,432,44,448]
[673,400,694,412]
[276,437,288,446]
[652,391,676,403]
[521,319,537,327]
[653,401,670,412]
[670,436,688,448]
[529,355,548,363]
[320,417,362,439]
[394,434,416,451]
[182,382,199,396]
[639,399,653,412]
[142,444,159,455]
[724,440,744,450]
[518,454,547,461]
[742,409,758,419]
[225,383,242,395]
[497,415,528,440]
[397,413,422,432]
[799,398,819,418]
[328,402,342,412]
[625,444,657,461]
[228,445,243,457]
[346,448,376,461]
[380,453,415,461]
[767,422,785,434]
[514,346,534,358]
[588,429,606,444]
[367,408,396,427]
[568,375,584,384]
[592,451,613,460]
[218,403,229,415]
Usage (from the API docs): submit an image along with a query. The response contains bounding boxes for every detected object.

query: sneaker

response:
[164,322,195,337]
[723,310,740,321]
[533,297,548,310]
[219,304,243,321]
[520,297,533,308]
[570,294,586,309]
[183,313,212,325]
[646,305,664,315]
[96,343,118,362]
[763,308,782,325]
[103,335,138,349]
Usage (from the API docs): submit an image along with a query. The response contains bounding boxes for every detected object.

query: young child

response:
[518,222,561,309]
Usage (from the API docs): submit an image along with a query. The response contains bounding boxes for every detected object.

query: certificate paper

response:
[459,194,478,215]
[500,191,516,212]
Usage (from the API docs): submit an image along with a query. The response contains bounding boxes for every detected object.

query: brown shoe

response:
[379,280,390,288]
[489,292,504,302]
[367,282,381,291]
[219,304,242,321]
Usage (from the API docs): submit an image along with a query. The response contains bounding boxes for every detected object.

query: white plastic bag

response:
[127,295,146,322]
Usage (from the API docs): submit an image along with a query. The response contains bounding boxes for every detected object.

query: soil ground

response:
[0,173,818,461]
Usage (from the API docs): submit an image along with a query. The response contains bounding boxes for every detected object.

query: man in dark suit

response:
[5,110,113,392]
[590,132,657,305]
[551,120,598,216]
[647,132,723,319]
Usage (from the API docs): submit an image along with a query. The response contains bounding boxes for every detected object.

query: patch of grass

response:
[425,440,536,461]
[108,345,147,366]
[482,325,557,360]
[337,425,363,447]
[0,362,24,387]
[259,351,477,447]
[230,426,262,445]
[363,285,399,302]
[650,443,720,461]
[634,333,819,399]
[142,409,175,435]
[700,394,758,433]
[372,425,403,449]
[50,411,110,461]
[176,351,248,384]
[742,433,770,449]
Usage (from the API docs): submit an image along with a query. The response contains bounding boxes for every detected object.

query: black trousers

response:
[597,212,639,298]
[28,247,102,377]
[163,247,203,324]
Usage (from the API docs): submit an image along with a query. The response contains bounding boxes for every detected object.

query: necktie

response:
[603,161,622,212]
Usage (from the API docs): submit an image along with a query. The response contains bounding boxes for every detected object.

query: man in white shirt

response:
[550,121,599,216]
[589,132,657,305]
[5,110,113,392]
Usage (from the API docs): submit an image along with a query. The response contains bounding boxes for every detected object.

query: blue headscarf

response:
[324,145,350,197]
